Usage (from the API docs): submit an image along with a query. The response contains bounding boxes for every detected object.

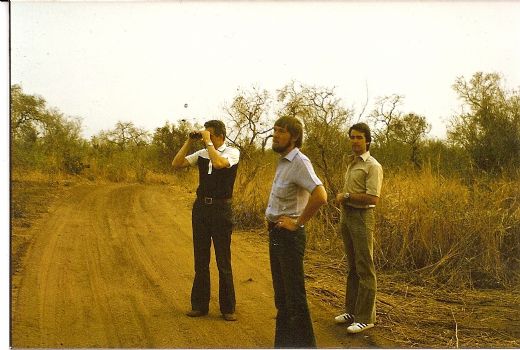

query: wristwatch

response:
[343,192,350,201]
[206,141,214,147]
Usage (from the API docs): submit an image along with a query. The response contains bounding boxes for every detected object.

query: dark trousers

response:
[191,200,235,314]
[269,224,316,348]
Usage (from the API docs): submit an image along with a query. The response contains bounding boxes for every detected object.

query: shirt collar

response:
[357,151,371,162]
[283,147,300,161]
[216,143,227,152]
[205,143,227,175]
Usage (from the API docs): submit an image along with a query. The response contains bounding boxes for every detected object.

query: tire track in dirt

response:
[11,183,380,348]
[11,184,274,348]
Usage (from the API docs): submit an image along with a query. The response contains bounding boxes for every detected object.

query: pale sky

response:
[9,1,520,140]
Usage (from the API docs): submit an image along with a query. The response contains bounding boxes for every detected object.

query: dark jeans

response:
[191,199,235,314]
[269,224,316,348]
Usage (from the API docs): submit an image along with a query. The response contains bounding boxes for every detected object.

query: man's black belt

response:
[197,196,232,205]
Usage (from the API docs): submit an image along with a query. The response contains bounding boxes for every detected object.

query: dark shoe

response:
[186,310,208,317]
[222,313,237,321]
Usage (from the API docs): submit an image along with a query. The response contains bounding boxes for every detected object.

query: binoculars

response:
[189,131,202,140]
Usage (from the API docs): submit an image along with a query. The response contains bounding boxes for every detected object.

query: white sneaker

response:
[334,312,355,324]
[346,322,374,333]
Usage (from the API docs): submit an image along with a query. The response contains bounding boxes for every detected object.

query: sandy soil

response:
[11,183,395,348]
[11,182,520,348]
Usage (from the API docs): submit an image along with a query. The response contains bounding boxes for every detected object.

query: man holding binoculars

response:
[172,120,240,321]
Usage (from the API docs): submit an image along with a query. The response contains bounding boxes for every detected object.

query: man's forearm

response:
[296,185,328,226]
[205,144,229,169]
[349,193,379,206]
[336,192,379,206]
[172,140,191,168]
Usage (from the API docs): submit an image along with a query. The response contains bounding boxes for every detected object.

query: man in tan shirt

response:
[334,122,383,333]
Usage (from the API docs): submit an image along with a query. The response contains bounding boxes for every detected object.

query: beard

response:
[272,141,291,154]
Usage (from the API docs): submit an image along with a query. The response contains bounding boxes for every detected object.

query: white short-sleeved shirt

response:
[185,143,240,174]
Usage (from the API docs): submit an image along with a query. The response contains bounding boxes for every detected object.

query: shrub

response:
[375,167,520,287]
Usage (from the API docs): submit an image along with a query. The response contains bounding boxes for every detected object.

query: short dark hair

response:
[274,116,304,148]
[348,122,372,150]
[204,120,226,139]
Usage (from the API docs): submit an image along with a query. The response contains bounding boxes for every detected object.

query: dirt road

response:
[11,183,389,348]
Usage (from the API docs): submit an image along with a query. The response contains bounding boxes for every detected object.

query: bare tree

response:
[223,87,274,156]
[355,80,370,122]
[222,87,276,197]
[393,113,431,167]
[369,94,405,145]
[277,81,353,195]
[98,121,151,150]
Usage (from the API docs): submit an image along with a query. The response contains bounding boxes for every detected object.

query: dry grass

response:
[14,161,520,289]
[232,161,520,289]
[231,153,277,228]
[303,251,520,348]
[376,167,520,288]
[11,169,520,348]
[11,168,71,183]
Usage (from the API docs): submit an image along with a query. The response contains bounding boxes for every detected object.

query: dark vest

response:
[196,157,239,199]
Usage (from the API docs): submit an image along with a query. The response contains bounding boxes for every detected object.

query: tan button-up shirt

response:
[342,151,383,209]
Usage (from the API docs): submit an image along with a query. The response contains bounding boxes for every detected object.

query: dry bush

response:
[376,167,520,288]
[232,159,520,288]
[11,169,53,183]
[134,162,148,183]
[16,149,517,288]
[232,183,271,229]
[232,153,276,229]
[305,206,343,255]
[171,167,199,191]
[11,168,78,184]
[104,164,128,182]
